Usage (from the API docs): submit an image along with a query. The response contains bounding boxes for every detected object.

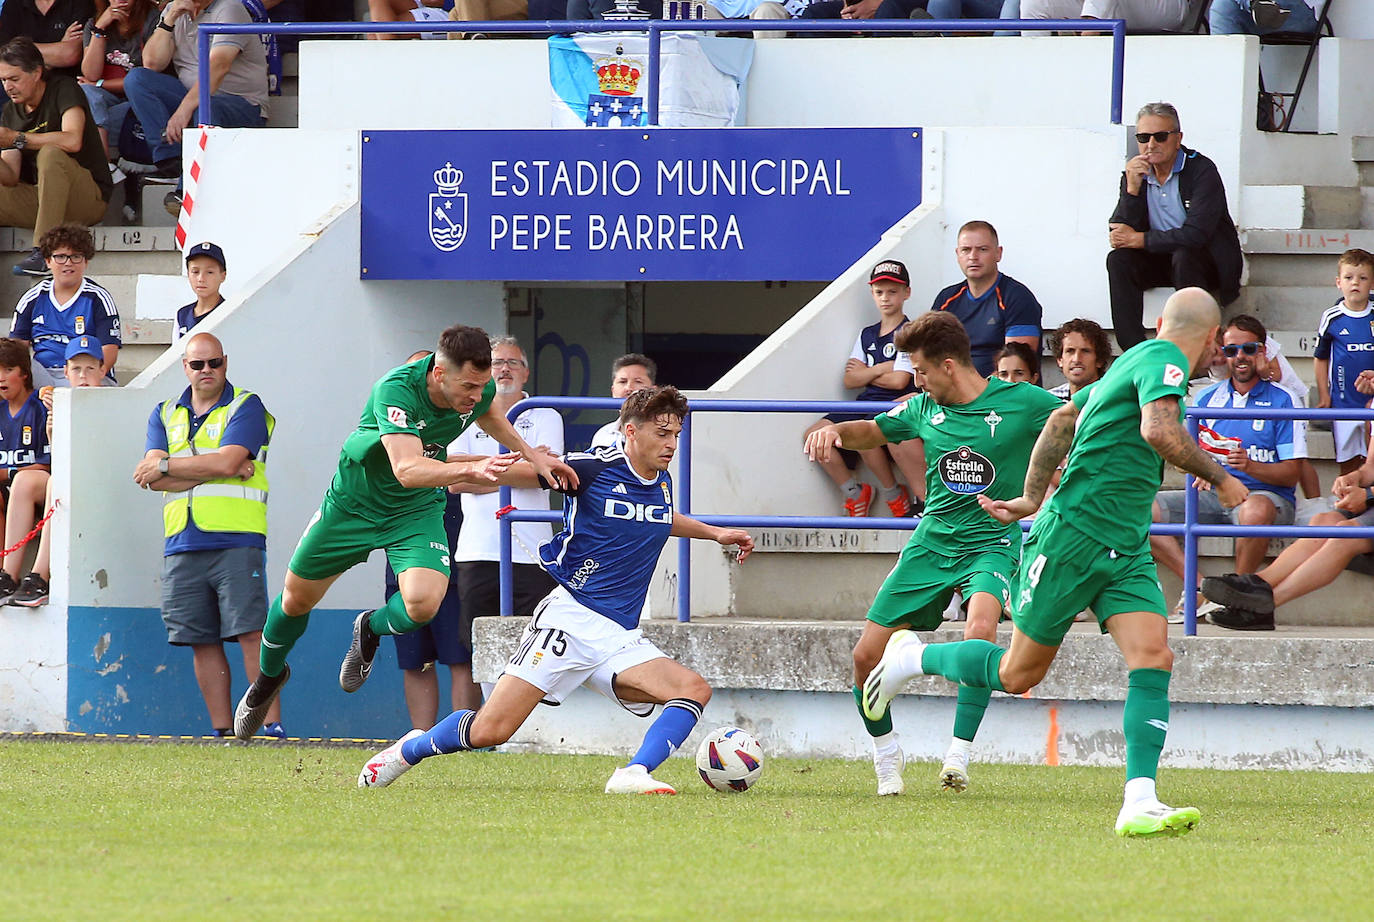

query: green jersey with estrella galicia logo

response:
[327,355,497,521]
[874,376,1063,554]
[1046,338,1191,550]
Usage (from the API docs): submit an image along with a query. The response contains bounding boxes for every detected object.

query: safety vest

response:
[160,387,274,538]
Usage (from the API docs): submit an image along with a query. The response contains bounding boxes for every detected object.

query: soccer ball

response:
[695,727,764,793]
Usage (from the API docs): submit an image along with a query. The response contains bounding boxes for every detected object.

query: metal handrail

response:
[195,18,1127,127]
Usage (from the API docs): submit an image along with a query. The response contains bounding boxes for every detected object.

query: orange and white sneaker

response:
[844,483,874,517]
[605,764,677,795]
[886,485,912,518]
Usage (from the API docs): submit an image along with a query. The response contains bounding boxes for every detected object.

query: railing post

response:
[197,27,212,127]
[1111,20,1125,125]
[677,412,692,622]
[648,23,662,128]
[1182,415,1200,636]
[499,484,514,616]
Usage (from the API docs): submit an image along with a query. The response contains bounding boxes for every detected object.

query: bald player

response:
[862,288,1248,838]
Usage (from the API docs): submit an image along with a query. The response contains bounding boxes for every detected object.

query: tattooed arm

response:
[1140,395,1249,508]
[978,400,1079,524]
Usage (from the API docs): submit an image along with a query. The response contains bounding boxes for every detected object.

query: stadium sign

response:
[359,128,922,281]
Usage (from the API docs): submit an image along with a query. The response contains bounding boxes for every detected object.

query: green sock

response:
[259,595,309,678]
[852,685,893,737]
[368,589,423,636]
[920,640,1007,692]
[1123,668,1171,781]
[952,684,992,742]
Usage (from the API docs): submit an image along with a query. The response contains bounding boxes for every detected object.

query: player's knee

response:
[852,642,879,686]
[468,714,514,749]
[1130,643,1173,673]
[682,674,712,706]
[279,589,312,617]
[963,613,999,643]
[401,593,442,624]
[999,661,1047,696]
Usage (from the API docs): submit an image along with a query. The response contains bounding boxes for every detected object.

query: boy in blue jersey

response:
[359,386,755,795]
[173,241,227,343]
[1314,248,1374,475]
[0,337,51,604]
[8,224,121,388]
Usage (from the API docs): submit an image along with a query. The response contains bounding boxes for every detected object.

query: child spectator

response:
[173,241,227,342]
[993,341,1039,384]
[8,222,120,387]
[1047,318,1111,399]
[10,335,106,607]
[0,337,51,605]
[79,0,160,160]
[803,259,922,518]
[1314,248,1374,476]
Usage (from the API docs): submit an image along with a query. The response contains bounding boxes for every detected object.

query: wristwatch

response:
[95,78,105,88]
[12,132,26,150]
[158,458,170,475]
[157,19,175,32]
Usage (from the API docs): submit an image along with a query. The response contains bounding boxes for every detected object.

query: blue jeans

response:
[123,67,265,166]
[926,0,1019,19]
[1208,0,1318,35]
[79,83,130,140]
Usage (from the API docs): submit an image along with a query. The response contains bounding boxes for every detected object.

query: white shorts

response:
[503,586,664,717]
[1333,419,1370,463]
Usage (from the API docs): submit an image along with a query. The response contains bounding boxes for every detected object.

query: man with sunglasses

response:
[1151,314,1302,596]
[133,331,282,739]
[1107,102,1243,352]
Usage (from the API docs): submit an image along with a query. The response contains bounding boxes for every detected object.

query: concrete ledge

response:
[474,618,1374,708]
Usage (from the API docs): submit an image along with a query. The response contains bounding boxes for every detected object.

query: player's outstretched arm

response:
[475,406,579,491]
[671,513,754,562]
[804,420,886,464]
[383,433,518,489]
[1141,396,1248,508]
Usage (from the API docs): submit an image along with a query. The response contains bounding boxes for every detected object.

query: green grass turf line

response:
[2,744,1370,921]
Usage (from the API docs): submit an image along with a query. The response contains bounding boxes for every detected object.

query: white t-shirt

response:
[449,402,564,565]
[589,419,621,449]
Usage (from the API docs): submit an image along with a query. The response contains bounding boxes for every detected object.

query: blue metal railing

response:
[496,398,1374,635]
[195,19,1126,127]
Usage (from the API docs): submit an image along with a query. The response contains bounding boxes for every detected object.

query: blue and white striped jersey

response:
[10,278,121,376]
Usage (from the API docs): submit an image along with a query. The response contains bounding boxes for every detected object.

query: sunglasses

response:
[1135,130,1179,144]
[1221,342,1262,358]
[187,357,225,370]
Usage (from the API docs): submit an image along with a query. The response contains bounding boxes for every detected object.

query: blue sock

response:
[401,710,475,764]
[628,698,704,772]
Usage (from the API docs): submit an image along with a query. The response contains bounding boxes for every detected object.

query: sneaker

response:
[1200,573,1274,614]
[260,722,286,740]
[1208,605,1276,632]
[116,157,158,175]
[861,629,923,722]
[909,494,925,517]
[11,247,49,277]
[10,571,49,607]
[108,162,127,185]
[144,158,183,185]
[233,664,290,740]
[844,482,874,518]
[873,743,905,796]
[0,572,18,605]
[339,610,381,692]
[1250,0,1291,31]
[163,190,184,218]
[605,763,677,794]
[1166,590,1216,625]
[1114,800,1201,838]
[885,485,912,518]
[358,729,424,788]
[939,750,969,793]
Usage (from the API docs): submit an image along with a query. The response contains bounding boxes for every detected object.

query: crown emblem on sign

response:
[434,162,464,192]
[595,50,642,97]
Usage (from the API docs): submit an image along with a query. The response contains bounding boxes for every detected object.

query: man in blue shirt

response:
[132,331,282,739]
[1151,314,1301,599]
[359,386,755,795]
[929,220,1043,378]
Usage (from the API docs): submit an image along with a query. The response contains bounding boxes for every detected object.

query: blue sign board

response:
[360,128,922,281]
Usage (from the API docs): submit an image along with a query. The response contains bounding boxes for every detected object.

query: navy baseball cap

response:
[64,336,103,363]
[869,260,910,286]
[186,241,226,270]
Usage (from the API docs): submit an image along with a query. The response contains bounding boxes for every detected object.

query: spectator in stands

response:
[1022,0,1190,29]
[992,341,1039,384]
[0,37,112,277]
[590,352,655,449]
[926,0,1021,23]
[1209,0,1318,35]
[124,0,268,217]
[448,336,559,710]
[803,259,922,518]
[446,0,526,35]
[0,336,51,606]
[1047,317,1110,399]
[1202,437,1374,631]
[795,0,928,26]
[929,220,1043,378]
[1314,247,1374,476]
[1259,335,1320,500]
[0,0,91,78]
[1107,102,1242,352]
[367,0,453,37]
[9,223,119,387]
[79,0,160,159]
[14,334,107,607]
[1151,314,1303,619]
[173,240,226,342]
[133,331,281,739]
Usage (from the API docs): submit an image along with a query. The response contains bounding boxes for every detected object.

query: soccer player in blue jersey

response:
[1314,248,1374,475]
[359,386,755,795]
[8,224,121,388]
[0,336,51,604]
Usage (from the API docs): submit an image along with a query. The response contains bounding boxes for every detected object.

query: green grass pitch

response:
[4,742,1370,921]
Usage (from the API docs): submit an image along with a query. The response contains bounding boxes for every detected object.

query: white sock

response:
[1123,776,1158,806]
[945,738,972,761]
[872,731,898,753]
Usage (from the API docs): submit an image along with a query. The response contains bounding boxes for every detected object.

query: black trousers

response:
[1106,246,1219,352]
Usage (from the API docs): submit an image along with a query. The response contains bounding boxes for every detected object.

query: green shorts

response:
[866,540,1017,631]
[1012,510,1166,647]
[287,491,451,582]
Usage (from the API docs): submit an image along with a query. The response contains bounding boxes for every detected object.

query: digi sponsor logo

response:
[604,499,673,523]
[0,449,37,467]
[937,446,996,495]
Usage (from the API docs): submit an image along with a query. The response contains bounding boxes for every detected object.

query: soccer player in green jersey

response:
[233,325,578,739]
[862,289,1248,837]
[806,312,1062,796]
